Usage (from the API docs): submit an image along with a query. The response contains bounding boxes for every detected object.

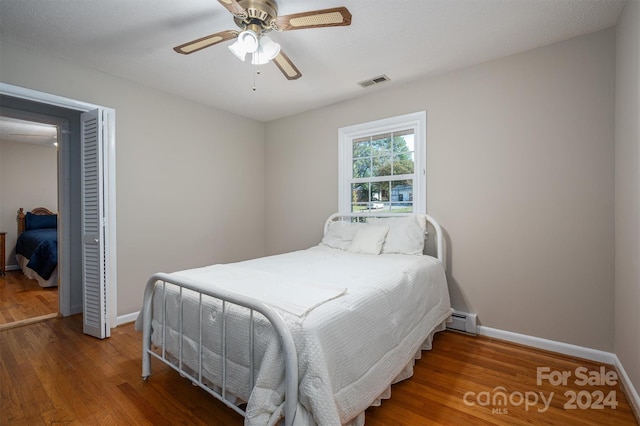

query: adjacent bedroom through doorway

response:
[0,114,59,329]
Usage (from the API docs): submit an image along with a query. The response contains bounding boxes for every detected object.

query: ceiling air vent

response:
[358,74,390,88]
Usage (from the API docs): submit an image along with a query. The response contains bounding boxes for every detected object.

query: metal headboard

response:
[323,212,446,271]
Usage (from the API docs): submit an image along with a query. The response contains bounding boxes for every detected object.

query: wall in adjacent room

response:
[0,139,57,267]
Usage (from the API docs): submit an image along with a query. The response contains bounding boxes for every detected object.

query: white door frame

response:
[0,82,118,329]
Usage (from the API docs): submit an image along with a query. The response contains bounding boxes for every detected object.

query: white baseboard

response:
[117,311,139,326]
[5,264,20,272]
[477,325,640,418]
[614,354,640,419]
[477,325,615,363]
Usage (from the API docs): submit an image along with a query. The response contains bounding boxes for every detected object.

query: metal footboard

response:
[141,273,298,426]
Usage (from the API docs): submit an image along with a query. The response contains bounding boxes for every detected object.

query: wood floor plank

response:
[0,316,637,425]
[0,270,58,327]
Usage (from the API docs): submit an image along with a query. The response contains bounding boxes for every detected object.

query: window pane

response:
[371,133,392,156]
[392,132,414,176]
[372,156,392,177]
[393,154,414,175]
[391,203,413,213]
[393,135,414,157]
[370,181,389,202]
[393,130,414,152]
[391,180,413,212]
[353,158,371,178]
[353,138,371,158]
[351,182,370,204]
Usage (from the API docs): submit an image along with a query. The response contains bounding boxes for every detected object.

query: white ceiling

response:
[0,0,625,123]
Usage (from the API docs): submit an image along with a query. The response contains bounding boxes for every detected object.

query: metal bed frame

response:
[141,213,445,425]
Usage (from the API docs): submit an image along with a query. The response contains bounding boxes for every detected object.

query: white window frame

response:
[338,111,427,214]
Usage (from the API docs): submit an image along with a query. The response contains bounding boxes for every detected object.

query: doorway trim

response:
[0,82,118,329]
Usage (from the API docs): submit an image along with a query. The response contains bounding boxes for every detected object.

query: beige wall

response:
[0,139,58,267]
[265,29,616,352]
[615,0,640,399]
[0,41,266,316]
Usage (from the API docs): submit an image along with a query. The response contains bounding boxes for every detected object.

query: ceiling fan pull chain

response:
[253,63,258,91]
[252,47,263,91]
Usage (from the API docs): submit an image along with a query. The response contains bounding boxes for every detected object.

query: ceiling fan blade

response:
[273,6,352,31]
[174,30,238,54]
[272,51,302,80]
[217,0,246,16]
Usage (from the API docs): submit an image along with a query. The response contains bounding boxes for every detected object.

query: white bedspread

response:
[173,265,347,317]
[147,245,452,425]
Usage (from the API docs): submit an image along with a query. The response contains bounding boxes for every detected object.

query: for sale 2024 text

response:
[537,366,618,410]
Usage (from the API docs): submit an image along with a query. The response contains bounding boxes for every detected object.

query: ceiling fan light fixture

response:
[173,2,353,81]
[228,42,247,61]
[251,35,281,65]
[228,28,259,61]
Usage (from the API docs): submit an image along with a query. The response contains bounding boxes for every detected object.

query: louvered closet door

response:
[81,109,109,339]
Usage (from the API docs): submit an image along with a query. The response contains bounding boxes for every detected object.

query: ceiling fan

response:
[173,0,352,80]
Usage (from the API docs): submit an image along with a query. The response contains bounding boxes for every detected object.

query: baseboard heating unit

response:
[447,310,478,335]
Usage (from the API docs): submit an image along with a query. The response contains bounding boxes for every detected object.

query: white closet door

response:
[81,109,110,339]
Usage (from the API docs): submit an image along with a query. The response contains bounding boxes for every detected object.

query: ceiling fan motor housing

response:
[234,0,278,32]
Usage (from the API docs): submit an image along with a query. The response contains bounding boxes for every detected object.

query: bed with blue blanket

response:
[15,207,58,288]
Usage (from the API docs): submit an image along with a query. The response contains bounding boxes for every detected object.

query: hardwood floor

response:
[1,316,637,425]
[0,270,58,327]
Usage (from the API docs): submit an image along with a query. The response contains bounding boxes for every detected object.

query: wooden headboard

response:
[17,207,55,236]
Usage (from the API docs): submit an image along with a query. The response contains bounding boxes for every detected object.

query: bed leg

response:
[141,276,156,380]
[141,313,152,379]
[142,351,151,379]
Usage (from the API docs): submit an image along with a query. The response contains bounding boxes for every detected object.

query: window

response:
[338,111,426,214]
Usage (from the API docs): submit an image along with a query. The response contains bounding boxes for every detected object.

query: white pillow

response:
[321,221,362,250]
[348,225,390,255]
[369,216,425,255]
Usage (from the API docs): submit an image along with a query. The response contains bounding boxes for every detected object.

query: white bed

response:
[139,213,452,425]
